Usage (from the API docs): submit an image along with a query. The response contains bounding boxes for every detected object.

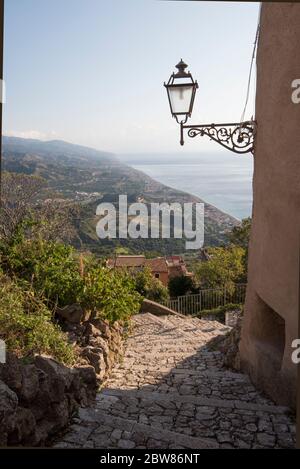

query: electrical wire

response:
[240,2,262,124]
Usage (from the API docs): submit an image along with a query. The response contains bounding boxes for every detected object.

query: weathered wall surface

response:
[140,298,183,317]
[240,3,300,408]
[156,272,169,288]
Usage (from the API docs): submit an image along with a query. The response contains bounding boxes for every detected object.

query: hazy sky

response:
[3,0,260,154]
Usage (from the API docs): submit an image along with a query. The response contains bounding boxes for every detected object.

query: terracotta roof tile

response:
[107,255,145,268]
[145,257,168,273]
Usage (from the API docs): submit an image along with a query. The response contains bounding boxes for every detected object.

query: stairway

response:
[54,313,296,449]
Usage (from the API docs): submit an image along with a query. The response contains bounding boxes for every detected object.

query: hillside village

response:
[106,254,193,287]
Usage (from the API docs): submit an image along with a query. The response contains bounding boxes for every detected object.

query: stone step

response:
[133,313,228,334]
[128,337,214,345]
[100,388,291,415]
[120,352,222,362]
[160,315,226,329]
[76,408,219,449]
[54,400,295,449]
[114,358,223,368]
[130,332,219,340]
[110,366,250,381]
[124,347,217,354]
[132,327,228,337]
[54,311,296,450]
[127,340,221,350]
[133,313,184,328]
[131,329,230,343]
[134,313,173,325]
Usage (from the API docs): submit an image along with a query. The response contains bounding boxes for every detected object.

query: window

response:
[155,273,160,279]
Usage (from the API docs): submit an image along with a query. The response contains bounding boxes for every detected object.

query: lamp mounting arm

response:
[180,120,256,154]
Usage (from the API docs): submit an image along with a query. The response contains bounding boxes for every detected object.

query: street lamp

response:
[165,59,198,125]
[164,60,256,154]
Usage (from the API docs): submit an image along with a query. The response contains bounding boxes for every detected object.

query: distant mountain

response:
[2,136,239,255]
[3,137,115,163]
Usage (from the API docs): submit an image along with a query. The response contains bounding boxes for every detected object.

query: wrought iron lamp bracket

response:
[180,120,257,154]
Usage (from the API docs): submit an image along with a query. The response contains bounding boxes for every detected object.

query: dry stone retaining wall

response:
[0,312,124,446]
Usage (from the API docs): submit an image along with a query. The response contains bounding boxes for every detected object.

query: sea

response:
[118,151,253,221]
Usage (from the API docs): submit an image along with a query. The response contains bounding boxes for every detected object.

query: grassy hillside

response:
[2,137,239,256]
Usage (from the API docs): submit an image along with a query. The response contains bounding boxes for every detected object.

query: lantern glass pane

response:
[168,85,193,115]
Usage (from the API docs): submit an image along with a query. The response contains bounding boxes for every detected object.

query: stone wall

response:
[140,298,183,317]
[0,313,124,447]
[222,316,242,371]
[62,309,124,381]
[207,313,242,372]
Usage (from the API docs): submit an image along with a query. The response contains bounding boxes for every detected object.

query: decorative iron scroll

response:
[181,121,256,154]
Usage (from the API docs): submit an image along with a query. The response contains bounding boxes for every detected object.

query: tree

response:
[228,217,251,248]
[114,247,130,256]
[0,172,80,246]
[195,246,245,294]
[0,172,45,241]
[227,217,251,274]
[133,267,169,303]
[168,275,196,298]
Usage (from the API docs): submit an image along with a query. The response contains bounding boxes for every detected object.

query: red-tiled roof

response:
[107,255,145,268]
[106,254,192,277]
[145,257,168,273]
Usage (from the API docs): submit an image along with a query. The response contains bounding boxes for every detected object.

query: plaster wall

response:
[240,2,300,408]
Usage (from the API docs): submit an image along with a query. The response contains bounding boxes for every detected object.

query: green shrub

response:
[133,267,169,303]
[198,303,242,323]
[195,246,245,294]
[2,238,83,307]
[0,275,75,364]
[1,238,142,324]
[82,267,142,323]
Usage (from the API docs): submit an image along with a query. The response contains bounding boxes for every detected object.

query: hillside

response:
[2,136,239,255]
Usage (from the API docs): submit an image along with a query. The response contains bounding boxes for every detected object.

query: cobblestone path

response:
[55,313,296,449]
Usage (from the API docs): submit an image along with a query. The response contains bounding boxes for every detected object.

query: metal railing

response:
[164,284,247,316]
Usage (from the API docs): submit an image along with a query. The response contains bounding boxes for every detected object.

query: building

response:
[166,255,193,280]
[240,3,300,409]
[106,255,192,287]
[145,258,169,286]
